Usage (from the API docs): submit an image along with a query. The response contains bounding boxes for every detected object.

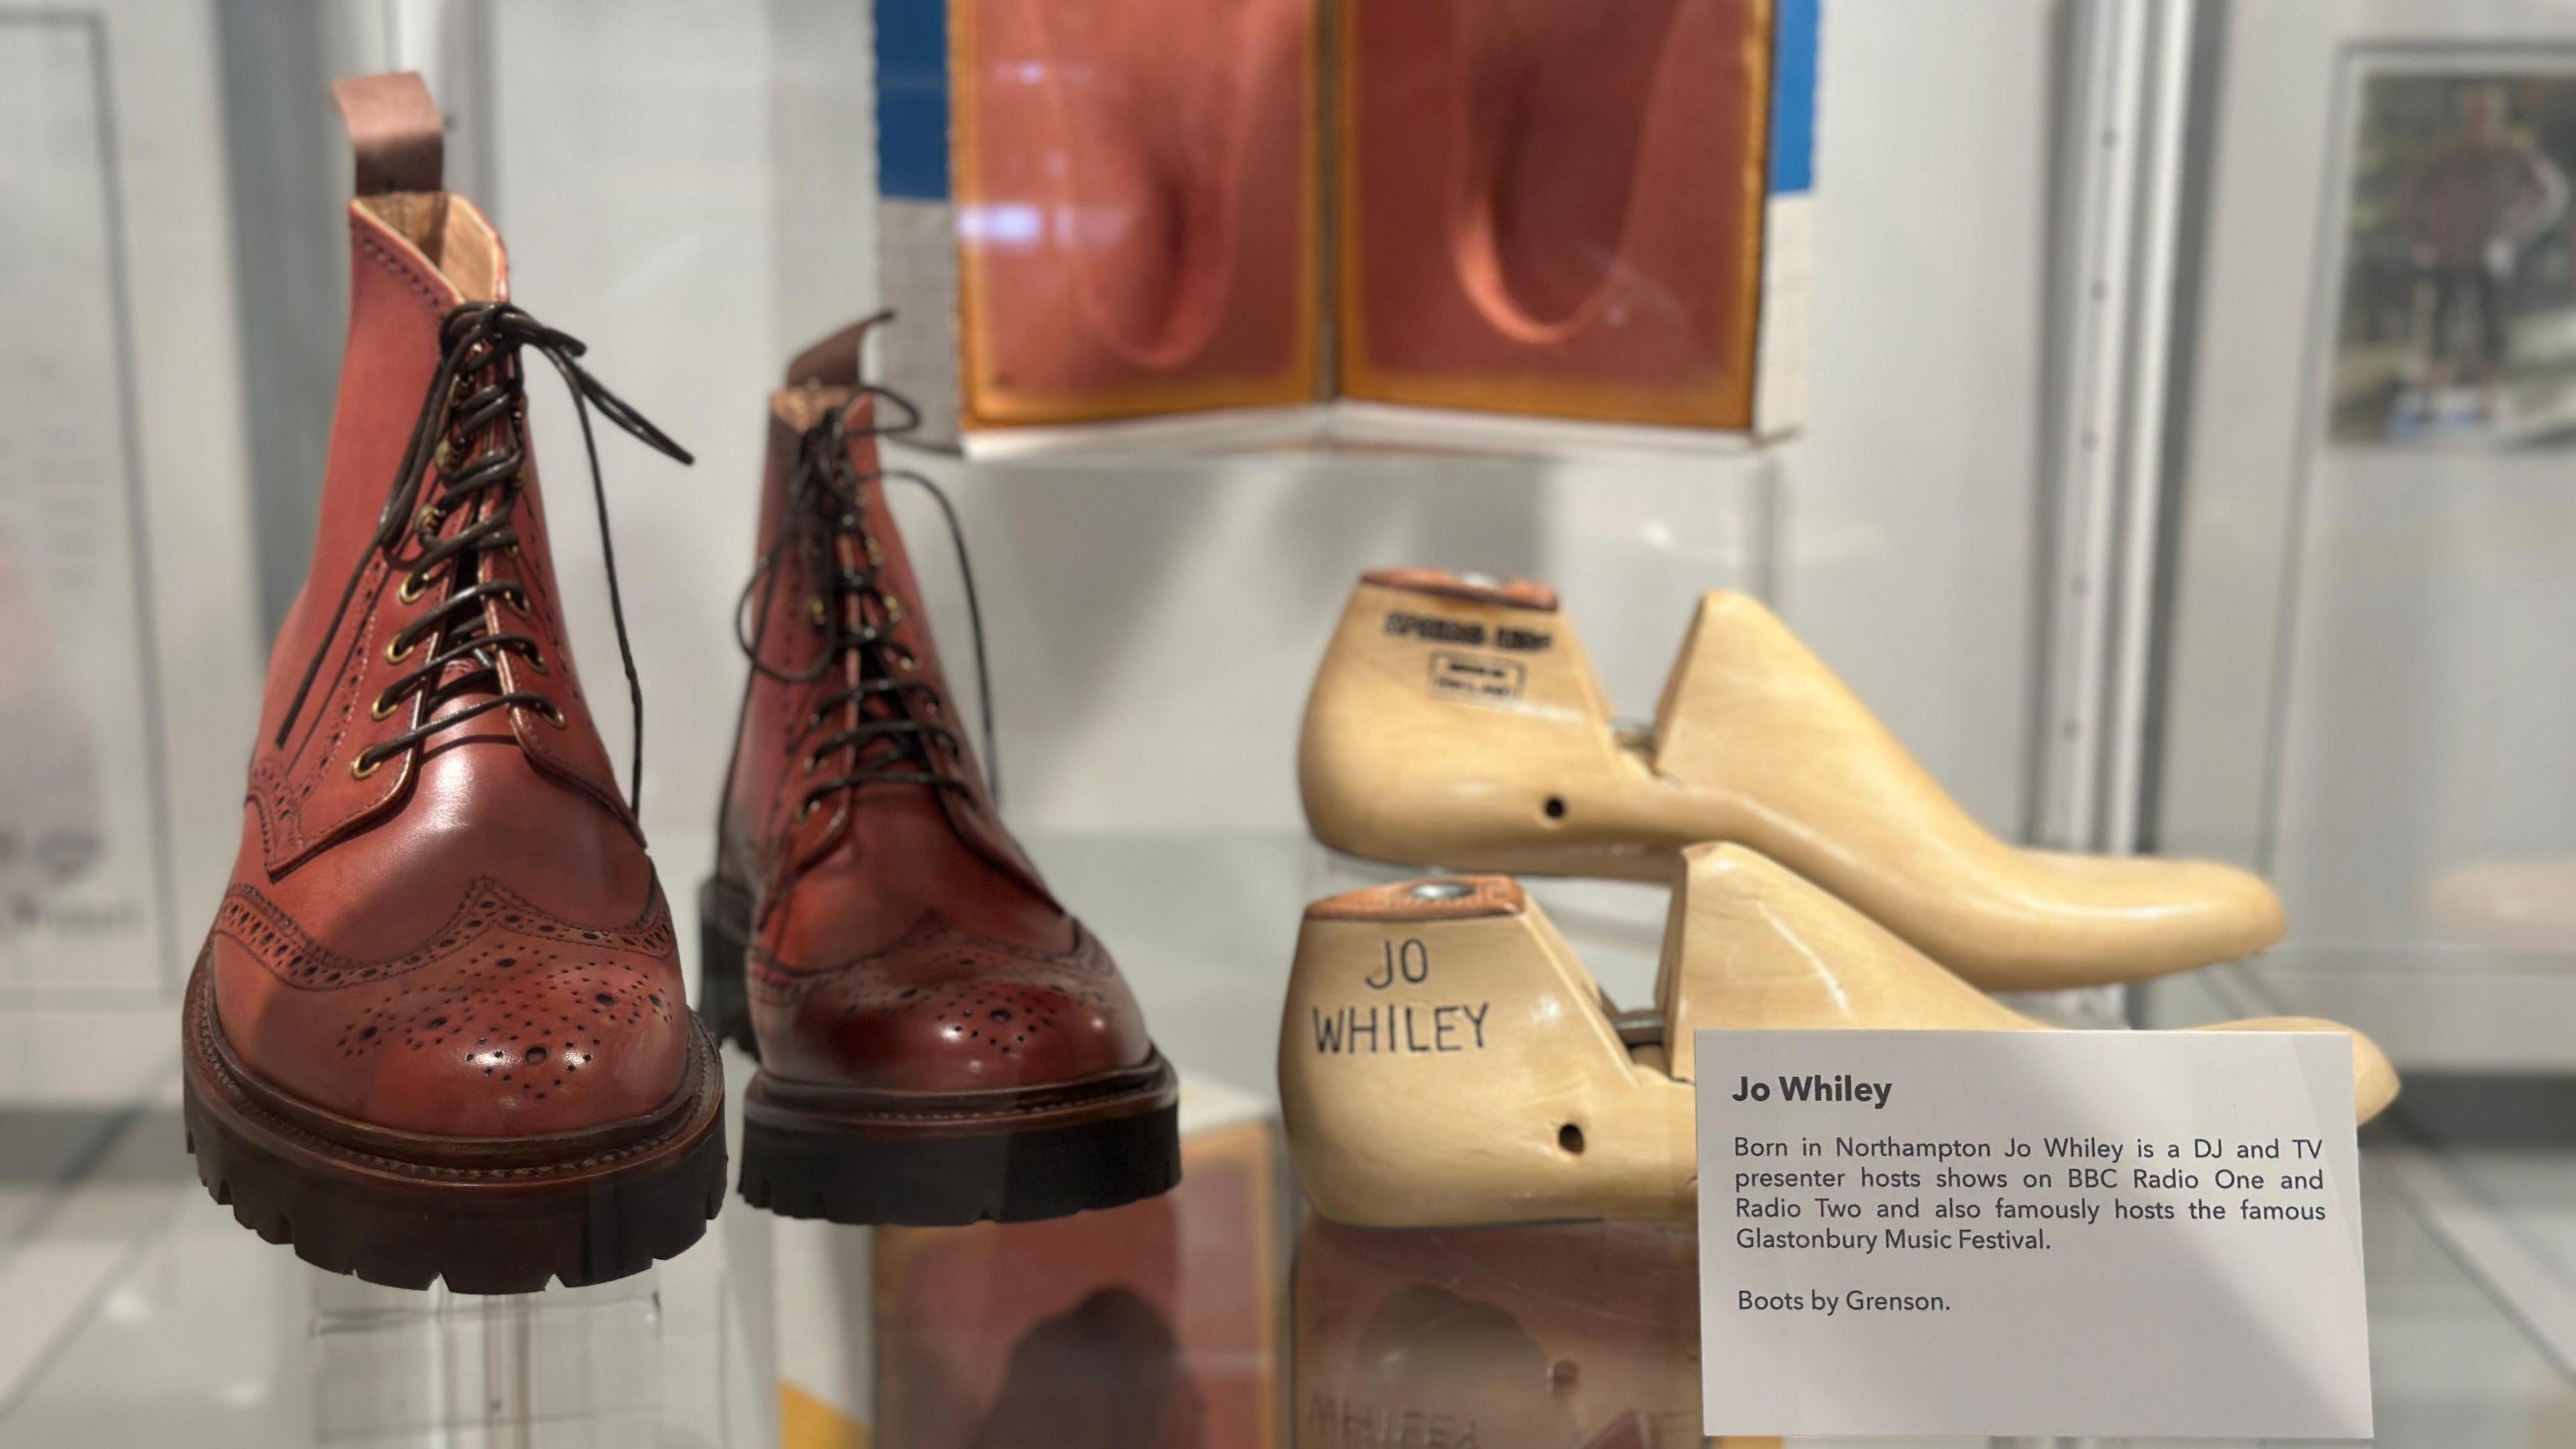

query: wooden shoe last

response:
[1301,570,2288,991]
[1277,845,2396,1228]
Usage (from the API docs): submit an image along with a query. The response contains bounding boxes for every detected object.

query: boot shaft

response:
[719,331,1043,910]
[246,74,640,877]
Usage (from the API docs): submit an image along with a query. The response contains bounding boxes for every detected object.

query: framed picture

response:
[2323,49,2576,448]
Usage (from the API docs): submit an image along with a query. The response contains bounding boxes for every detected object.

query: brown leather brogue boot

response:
[702,320,1179,1225]
[182,74,723,1291]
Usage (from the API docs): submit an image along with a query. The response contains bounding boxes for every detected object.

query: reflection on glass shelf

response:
[863,1108,1279,1449]
[1293,1216,1706,1448]
[0,1133,2569,1446]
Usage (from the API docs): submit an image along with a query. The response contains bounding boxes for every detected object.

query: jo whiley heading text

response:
[1731,1073,1894,1110]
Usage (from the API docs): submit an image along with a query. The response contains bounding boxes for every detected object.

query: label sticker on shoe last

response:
[1695,1029,2370,1440]
[1426,651,1525,705]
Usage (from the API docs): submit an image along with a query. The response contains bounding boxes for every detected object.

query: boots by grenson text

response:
[181,74,722,1291]
[702,320,1179,1225]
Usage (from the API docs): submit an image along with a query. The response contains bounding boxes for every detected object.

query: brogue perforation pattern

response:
[749,920,1120,1063]
[215,879,682,1117]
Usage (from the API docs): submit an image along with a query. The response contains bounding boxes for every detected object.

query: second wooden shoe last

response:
[1301,570,2287,991]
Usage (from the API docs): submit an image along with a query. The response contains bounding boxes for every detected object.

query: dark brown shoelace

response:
[274,303,690,809]
[733,382,999,820]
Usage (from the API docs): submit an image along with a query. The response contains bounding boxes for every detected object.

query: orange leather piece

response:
[330,72,443,196]
[205,150,686,1139]
[953,0,1320,426]
[718,378,1155,1094]
[1338,0,1772,427]
[1359,568,1560,613]
[1305,877,1528,922]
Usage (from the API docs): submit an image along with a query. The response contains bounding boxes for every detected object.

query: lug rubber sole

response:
[182,957,727,1293]
[739,1055,1182,1226]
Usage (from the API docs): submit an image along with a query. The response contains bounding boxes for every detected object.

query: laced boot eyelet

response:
[897,652,919,674]
[415,505,441,538]
[504,584,531,616]
[795,797,819,822]
[522,649,549,676]
[351,752,385,780]
[864,537,884,568]
[370,690,400,721]
[881,596,904,624]
[397,571,429,604]
[386,635,419,665]
[806,597,828,627]
[537,701,568,729]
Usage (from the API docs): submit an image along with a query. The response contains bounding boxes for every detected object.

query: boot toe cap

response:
[209,882,694,1138]
[345,953,694,1135]
[756,922,1152,1093]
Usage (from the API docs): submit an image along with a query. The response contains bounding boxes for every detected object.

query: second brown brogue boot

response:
[181,74,722,1292]
[703,321,1179,1225]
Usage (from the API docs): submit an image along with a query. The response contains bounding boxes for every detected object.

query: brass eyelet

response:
[385,635,418,665]
[504,585,531,616]
[369,690,398,720]
[432,438,455,472]
[881,596,904,624]
[864,537,884,568]
[897,652,919,674]
[794,798,818,822]
[415,504,441,537]
[351,753,384,780]
[523,650,549,676]
[538,701,568,729]
[802,753,823,775]
[397,572,429,604]
[806,597,828,627]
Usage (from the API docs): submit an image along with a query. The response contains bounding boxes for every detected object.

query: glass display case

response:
[1,1,2569,1445]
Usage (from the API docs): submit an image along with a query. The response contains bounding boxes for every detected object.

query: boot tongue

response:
[1654,844,2029,1082]
[826,396,934,786]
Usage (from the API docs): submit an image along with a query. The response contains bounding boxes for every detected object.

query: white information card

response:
[1695,1028,2371,1440]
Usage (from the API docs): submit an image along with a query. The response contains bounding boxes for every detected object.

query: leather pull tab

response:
[330,72,443,196]
[786,312,894,388]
